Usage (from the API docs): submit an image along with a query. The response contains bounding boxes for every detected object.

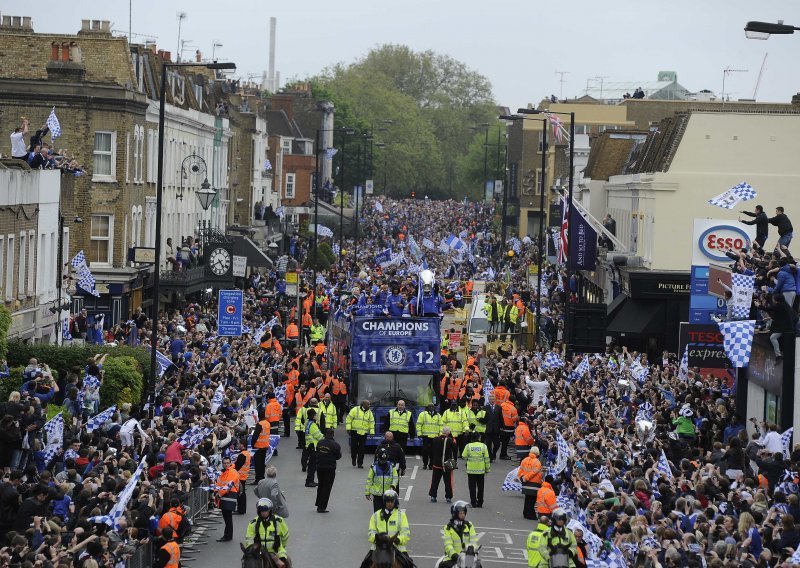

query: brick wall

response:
[281,153,315,207]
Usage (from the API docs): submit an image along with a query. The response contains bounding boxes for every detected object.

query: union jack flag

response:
[558,197,569,265]
[548,113,565,143]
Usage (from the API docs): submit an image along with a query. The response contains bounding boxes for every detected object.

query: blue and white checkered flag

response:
[77,266,100,297]
[459,229,469,239]
[275,384,287,408]
[179,426,211,449]
[657,450,673,480]
[501,468,522,492]
[636,401,654,422]
[252,322,267,345]
[275,205,285,219]
[264,159,272,171]
[731,273,755,319]
[374,201,384,213]
[543,351,564,369]
[483,377,494,406]
[782,427,794,459]
[86,405,116,433]
[47,106,61,139]
[71,250,87,268]
[325,147,338,161]
[568,520,603,559]
[316,274,326,285]
[548,430,570,476]
[596,465,609,480]
[574,357,590,379]
[316,225,334,238]
[42,412,64,465]
[332,243,340,257]
[421,238,435,250]
[88,457,147,530]
[708,182,757,209]
[717,320,755,368]
[211,383,225,414]
[145,345,174,377]
[678,345,689,380]
[631,360,649,383]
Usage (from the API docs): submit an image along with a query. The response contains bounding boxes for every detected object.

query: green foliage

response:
[307,44,499,200]
[303,248,332,271]
[319,242,336,264]
[99,356,143,408]
[0,305,11,361]
[46,404,71,423]
[6,342,153,403]
[0,366,24,403]
[455,123,507,202]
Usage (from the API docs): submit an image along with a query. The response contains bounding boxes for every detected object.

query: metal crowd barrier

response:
[125,540,152,568]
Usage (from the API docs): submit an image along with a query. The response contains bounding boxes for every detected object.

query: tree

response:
[455,123,507,201]
[308,45,499,200]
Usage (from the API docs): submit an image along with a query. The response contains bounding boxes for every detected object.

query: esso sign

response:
[694,223,752,263]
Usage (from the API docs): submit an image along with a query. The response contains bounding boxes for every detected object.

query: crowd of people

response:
[8,118,86,175]
[0,194,799,568]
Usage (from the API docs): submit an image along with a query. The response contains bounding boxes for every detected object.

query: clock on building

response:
[208,247,232,276]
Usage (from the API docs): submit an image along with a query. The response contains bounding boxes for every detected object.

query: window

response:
[193,83,203,109]
[281,138,291,154]
[125,133,130,183]
[538,132,548,153]
[285,173,295,199]
[93,131,116,181]
[132,126,140,183]
[573,124,588,135]
[147,129,155,182]
[18,233,25,297]
[5,236,14,301]
[90,215,113,266]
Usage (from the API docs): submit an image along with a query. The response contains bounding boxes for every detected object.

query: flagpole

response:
[313,128,320,290]
[537,118,547,348]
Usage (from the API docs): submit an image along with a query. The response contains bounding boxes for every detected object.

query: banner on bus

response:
[351,317,441,373]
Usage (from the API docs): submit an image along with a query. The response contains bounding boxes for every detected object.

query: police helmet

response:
[376,448,389,463]
[551,507,568,524]
[450,500,469,519]
[256,498,273,514]
[382,489,398,505]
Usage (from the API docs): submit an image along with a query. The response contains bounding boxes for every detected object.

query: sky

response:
[10,0,800,110]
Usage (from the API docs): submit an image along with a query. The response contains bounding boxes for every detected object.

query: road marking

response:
[413,522,532,533]
[413,555,526,565]
[404,485,413,501]
[410,465,419,480]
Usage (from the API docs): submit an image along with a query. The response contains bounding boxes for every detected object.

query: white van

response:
[467,293,491,352]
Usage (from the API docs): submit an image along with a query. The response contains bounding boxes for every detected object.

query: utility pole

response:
[176,12,187,62]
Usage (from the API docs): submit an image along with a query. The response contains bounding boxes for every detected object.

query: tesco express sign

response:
[692,219,755,265]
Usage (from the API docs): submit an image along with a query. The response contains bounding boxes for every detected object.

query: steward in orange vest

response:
[217,457,240,541]
[234,442,252,514]
[157,528,181,568]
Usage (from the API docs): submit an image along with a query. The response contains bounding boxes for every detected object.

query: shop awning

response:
[232,237,274,269]
[606,296,665,336]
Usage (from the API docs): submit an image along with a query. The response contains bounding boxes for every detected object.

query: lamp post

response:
[470,123,490,201]
[337,128,355,260]
[501,114,547,346]
[151,59,235,407]
[744,20,799,39]
[517,108,575,262]
[54,214,82,344]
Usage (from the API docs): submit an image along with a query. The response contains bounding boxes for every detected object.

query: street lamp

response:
[196,178,217,210]
[501,114,547,347]
[374,142,387,195]
[518,108,575,266]
[151,59,235,408]
[744,20,799,40]
[335,128,356,260]
[54,214,83,344]
[470,123,490,201]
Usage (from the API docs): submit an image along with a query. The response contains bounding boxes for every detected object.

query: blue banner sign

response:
[218,289,244,336]
[351,317,440,373]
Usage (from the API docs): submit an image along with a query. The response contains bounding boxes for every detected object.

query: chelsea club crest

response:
[384,346,407,367]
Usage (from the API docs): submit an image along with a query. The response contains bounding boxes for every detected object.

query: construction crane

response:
[752,53,768,100]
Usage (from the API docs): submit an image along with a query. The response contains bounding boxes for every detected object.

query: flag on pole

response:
[71,250,87,268]
[86,405,117,433]
[316,225,334,238]
[47,106,62,139]
[547,112,565,143]
[657,450,673,480]
[374,201,384,213]
[717,320,756,368]
[708,182,757,209]
[211,383,225,414]
[88,458,148,530]
[730,273,755,319]
[275,205,285,219]
[543,351,564,369]
[422,238,435,250]
[678,345,689,380]
[324,147,338,161]
[42,412,64,465]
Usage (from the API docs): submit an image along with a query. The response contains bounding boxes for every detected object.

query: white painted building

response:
[0,167,61,342]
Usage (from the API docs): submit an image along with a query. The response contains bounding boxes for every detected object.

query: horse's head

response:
[372,534,395,568]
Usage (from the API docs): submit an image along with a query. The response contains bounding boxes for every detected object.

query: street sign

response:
[366,179,374,195]
[285,272,298,284]
[232,255,247,277]
[217,289,243,336]
[449,331,462,349]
